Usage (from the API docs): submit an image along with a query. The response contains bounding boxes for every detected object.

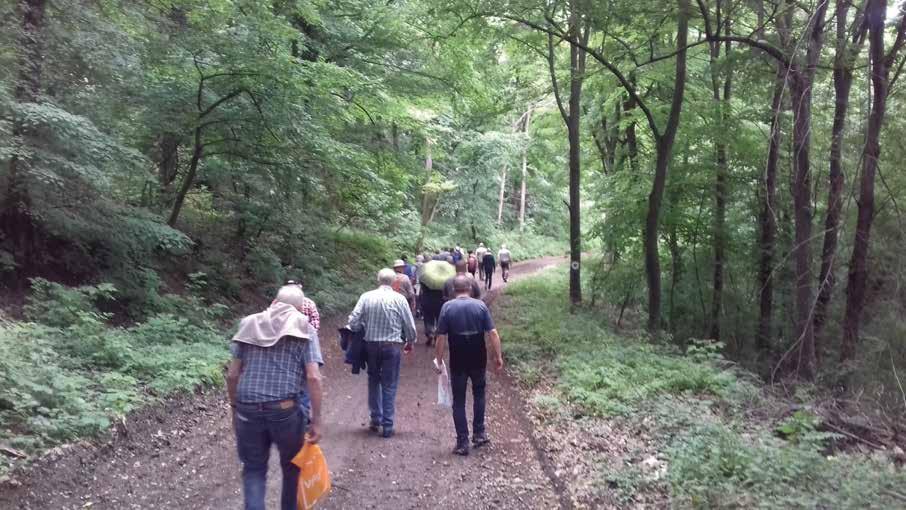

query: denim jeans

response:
[234,403,306,510]
[450,368,487,443]
[366,342,402,429]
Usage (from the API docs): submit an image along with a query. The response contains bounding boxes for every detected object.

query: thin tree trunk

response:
[788,1,829,380]
[668,225,682,334]
[709,3,732,340]
[157,133,180,198]
[623,92,640,173]
[841,0,905,363]
[497,164,508,225]
[645,0,690,333]
[168,126,204,226]
[519,108,532,231]
[546,7,589,307]
[415,138,434,254]
[757,67,786,351]
[167,82,244,227]
[815,0,866,336]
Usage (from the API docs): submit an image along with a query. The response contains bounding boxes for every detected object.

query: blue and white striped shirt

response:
[347,286,417,343]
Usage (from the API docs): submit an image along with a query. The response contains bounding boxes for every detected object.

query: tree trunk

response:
[708,4,731,340]
[566,45,584,306]
[668,224,682,334]
[157,133,181,196]
[168,126,204,226]
[2,0,48,273]
[623,93,640,173]
[787,1,829,380]
[757,67,786,351]
[841,0,902,363]
[789,73,817,379]
[519,108,532,231]
[546,7,589,308]
[496,164,508,225]
[415,138,434,254]
[645,0,690,333]
[815,0,866,337]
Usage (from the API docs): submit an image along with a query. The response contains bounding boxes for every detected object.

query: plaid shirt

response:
[348,285,417,343]
[230,334,323,403]
[271,297,320,331]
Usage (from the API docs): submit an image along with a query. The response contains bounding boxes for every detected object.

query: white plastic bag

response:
[434,358,452,407]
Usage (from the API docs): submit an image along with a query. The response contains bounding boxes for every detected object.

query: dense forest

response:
[3,0,906,499]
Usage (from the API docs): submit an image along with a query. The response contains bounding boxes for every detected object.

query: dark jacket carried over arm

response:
[340,326,367,374]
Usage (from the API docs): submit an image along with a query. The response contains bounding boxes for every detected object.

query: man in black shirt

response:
[434,275,504,455]
[481,250,496,291]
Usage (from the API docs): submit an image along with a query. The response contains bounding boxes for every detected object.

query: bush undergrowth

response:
[498,267,906,508]
[0,280,227,475]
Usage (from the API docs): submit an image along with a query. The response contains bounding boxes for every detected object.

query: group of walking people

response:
[417,243,513,288]
[226,242,513,509]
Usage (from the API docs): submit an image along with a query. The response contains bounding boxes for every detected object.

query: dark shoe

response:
[472,433,490,448]
[382,428,395,438]
[369,422,380,433]
[453,442,470,456]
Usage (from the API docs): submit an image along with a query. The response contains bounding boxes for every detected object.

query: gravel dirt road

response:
[0,256,567,510]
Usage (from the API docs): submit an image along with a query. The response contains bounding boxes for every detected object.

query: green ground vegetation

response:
[498,268,906,508]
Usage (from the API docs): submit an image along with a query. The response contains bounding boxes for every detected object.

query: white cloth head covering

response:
[393,259,405,268]
[232,302,314,348]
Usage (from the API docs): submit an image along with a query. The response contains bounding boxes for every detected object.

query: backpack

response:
[467,255,477,272]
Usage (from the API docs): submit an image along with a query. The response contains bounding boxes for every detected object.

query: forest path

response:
[1,256,567,510]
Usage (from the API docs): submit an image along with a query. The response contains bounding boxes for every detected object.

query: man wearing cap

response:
[392,259,416,312]
[227,284,324,510]
[348,268,418,437]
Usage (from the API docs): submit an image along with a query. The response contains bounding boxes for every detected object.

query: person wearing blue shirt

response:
[434,275,504,456]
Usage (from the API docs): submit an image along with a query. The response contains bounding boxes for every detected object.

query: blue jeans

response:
[451,369,487,443]
[366,342,402,429]
[234,403,306,510]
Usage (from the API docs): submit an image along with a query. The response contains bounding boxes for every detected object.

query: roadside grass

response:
[497,268,906,508]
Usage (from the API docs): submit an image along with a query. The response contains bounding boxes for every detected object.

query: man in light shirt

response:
[497,245,512,282]
[475,242,488,281]
[347,268,417,438]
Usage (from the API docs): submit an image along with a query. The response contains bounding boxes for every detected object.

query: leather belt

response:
[236,398,296,411]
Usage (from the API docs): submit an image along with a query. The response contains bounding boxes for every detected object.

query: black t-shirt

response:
[437,297,495,373]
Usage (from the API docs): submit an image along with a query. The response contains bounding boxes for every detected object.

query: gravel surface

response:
[0,256,568,510]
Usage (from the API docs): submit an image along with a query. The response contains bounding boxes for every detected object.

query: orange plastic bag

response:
[291,443,331,509]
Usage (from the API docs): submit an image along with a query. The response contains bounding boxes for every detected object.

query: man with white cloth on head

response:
[227,285,325,510]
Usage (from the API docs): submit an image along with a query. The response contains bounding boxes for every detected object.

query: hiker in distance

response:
[227,284,324,510]
[475,242,488,281]
[392,259,417,312]
[347,268,418,437]
[481,248,496,291]
[435,275,504,456]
